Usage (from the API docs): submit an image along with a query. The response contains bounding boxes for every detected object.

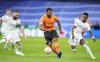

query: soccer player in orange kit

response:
[39,8,62,58]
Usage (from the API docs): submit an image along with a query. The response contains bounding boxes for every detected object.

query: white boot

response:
[18,51,25,56]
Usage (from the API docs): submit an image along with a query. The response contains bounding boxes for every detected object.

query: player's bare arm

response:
[39,23,50,32]
[39,23,44,31]
[56,20,62,34]
[18,25,28,40]
[71,25,76,39]
[89,30,96,42]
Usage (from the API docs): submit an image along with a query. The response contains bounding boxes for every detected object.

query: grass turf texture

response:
[0,37,100,62]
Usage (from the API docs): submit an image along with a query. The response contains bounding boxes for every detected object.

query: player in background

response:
[39,8,62,58]
[0,10,27,56]
[0,9,11,45]
[0,8,11,50]
[69,13,96,59]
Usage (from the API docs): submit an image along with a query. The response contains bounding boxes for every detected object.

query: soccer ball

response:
[44,47,52,54]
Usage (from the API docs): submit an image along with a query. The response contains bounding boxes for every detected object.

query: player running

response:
[0,9,11,49]
[68,13,96,59]
[39,8,62,58]
[0,10,27,56]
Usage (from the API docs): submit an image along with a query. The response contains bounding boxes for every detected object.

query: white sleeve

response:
[7,18,17,25]
[74,18,79,22]
[17,19,21,25]
[73,18,79,26]
[1,15,8,22]
[86,23,91,30]
[9,21,17,25]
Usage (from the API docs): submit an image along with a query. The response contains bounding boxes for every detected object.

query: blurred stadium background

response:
[0,0,100,38]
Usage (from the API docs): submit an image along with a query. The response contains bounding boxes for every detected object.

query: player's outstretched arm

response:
[18,25,28,41]
[89,30,96,42]
[71,25,76,39]
[56,20,62,34]
[39,23,44,31]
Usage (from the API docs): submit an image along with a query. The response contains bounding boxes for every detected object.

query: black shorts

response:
[44,30,58,45]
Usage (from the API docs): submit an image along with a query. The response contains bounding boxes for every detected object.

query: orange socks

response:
[54,41,60,53]
[50,41,61,54]
[50,45,57,54]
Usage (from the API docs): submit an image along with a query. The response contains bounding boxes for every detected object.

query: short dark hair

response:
[46,8,52,12]
[14,10,19,13]
[83,12,89,17]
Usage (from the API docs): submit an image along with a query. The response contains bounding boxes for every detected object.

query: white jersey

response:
[69,18,91,45]
[73,18,90,36]
[1,15,21,33]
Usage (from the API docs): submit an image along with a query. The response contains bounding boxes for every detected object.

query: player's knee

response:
[80,39,85,45]
[48,42,52,47]
[71,45,76,49]
[53,37,58,42]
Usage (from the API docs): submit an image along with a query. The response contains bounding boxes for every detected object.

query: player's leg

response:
[16,42,22,51]
[44,31,57,54]
[46,38,57,54]
[52,37,62,58]
[5,33,18,54]
[80,39,96,59]
[52,30,62,58]
[53,37,60,52]
[71,45,76,53]
[16,41,24,56]
[2,33,11,50]
[0,32,6,43]
[68,38,77,53]
[4,40,11,50]
[12,32,25,56]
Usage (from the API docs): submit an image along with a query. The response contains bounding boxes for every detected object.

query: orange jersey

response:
[83,19,90,33]
[40,14,59,30]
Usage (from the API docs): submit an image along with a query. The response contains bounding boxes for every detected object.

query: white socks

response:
[72,49,76,52]
[83,44,95,58]
[18,44,22,51]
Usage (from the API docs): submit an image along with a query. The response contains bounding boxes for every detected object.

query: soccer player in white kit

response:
[0,9,11,43]
[0,10,27,56]
[0,9,11,50]
[69,13,96,59]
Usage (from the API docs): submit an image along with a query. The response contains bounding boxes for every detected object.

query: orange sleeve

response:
[54,15,59,22]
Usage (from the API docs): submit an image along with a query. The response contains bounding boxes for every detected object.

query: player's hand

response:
[92,38,96,42]
[59,30,63,34]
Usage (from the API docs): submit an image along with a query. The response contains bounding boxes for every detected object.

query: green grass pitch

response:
[0,37,100,62]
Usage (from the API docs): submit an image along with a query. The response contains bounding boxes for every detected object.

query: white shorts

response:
[68,34,83,45]
[3,31,20,42]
